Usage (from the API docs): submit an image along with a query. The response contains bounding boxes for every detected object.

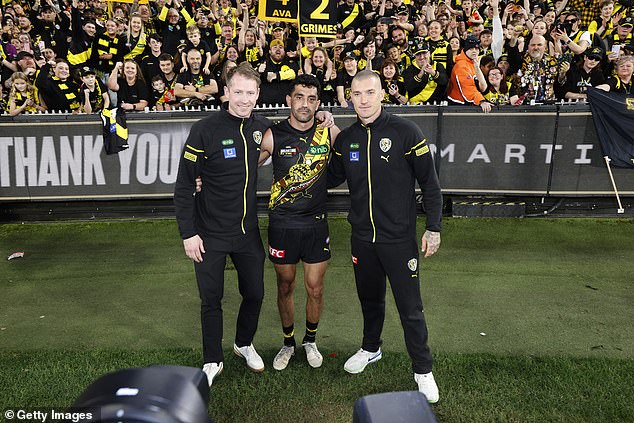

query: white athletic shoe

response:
[233,343,265,373]
[202,362,223,387]
[273,345,295,371]
[415,372,439,404]
[302,342,323,368]
[343,348,382,374]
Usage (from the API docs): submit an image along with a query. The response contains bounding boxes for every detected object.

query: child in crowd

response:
[79,66,110,113]
[180,25,213,75]
[149,75,178,110]
[8,71,43,116]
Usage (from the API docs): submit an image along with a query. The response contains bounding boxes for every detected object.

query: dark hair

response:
[151,75,164,83]
[379,58,400,78]
[158,53,173,62]
[148,33,163,44]
[289,73,321,99]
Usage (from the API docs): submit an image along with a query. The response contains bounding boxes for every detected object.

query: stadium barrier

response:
[0,104,632,202]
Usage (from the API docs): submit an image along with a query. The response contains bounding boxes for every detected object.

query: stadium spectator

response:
[28,3,70,60]
[149,75,177,110]
[35,59,81,112]
[426,19,454,76]
[139,33,165,86]
[482,66,512,105]
[257,38,297,106]
[558,47,606,100]
[93,18,125,82]
[403,40,448,104]
[587,0,618,38]
[7,71,43,115]
[304,46,335,105]
[337,0,367,32]
[509,34,566,104]
[156,0,195,56]
[174,49,217,106]
[237,4,262,67]
[336,50,359,108]
[597,55,634,93]
[79,66,109,113]
[180,25,214,76]
[123,13,148,61]
[158,53,178,91]
[447,36,491,111]
[67,0,97,68]
[107,59,149,111]
[604,17,633,55]
[556,11,592,56]
[378,58,407,105]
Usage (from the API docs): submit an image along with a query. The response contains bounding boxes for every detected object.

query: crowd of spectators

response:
[0,0,632,115]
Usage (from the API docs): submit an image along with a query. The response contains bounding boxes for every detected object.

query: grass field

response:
[1,217,633,422]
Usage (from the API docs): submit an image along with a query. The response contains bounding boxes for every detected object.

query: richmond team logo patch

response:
[253,131,263,145]
[407,258,418,271]
[380,138,392,153]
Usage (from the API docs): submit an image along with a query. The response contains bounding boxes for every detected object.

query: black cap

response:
[396,5,409,15]
[585,47,604,59]
[619,16,633,28]
[413,41,430,54]
[80,66,96,76]
[272,22,284,31]
[463,35,480,51]
[16,51,35,61]
[377,17,392,25]
[341,50,359,61]
[41,4,56,13]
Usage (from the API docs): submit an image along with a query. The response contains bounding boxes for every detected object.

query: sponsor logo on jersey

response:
[380,138,392,152]
[221,139,234,146]
[280,146,298,156]
[415,145,430,156]
[223,147,237,159]
[407,258,418,271]
[269,246,286,258]
[350,143,359,149]
[184,151,197,162]
[253,131,263,145]
[350,151,360,162]
[308,144,329,155]
[352,255,358,265]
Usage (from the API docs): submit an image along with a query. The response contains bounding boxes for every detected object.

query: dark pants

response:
[194,230,265,363]
[351,236,433,374]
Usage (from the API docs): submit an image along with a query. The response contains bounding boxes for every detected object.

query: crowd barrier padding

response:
[0,104,632,202]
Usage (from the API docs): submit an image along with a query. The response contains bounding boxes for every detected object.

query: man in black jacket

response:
[328,70,442,403]
[174,62,270,387]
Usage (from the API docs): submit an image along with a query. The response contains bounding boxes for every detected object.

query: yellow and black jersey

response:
[269,120,331,227]
[483,82,512,105]
[11,91,39,113]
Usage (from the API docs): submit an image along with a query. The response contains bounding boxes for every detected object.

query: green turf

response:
[1,217,633,422]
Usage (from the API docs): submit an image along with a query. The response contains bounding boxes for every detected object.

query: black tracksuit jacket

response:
[328,109,442,243]
[174,107,271,239]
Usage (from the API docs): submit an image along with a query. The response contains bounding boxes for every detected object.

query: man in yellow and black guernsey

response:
[258,74,340,371]
[403,40,448,104]
[257,39,298,106]
[328,70,442,404]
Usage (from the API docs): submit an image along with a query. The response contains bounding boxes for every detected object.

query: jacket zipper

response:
[366,126,376,242]
[240,120,248,234]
